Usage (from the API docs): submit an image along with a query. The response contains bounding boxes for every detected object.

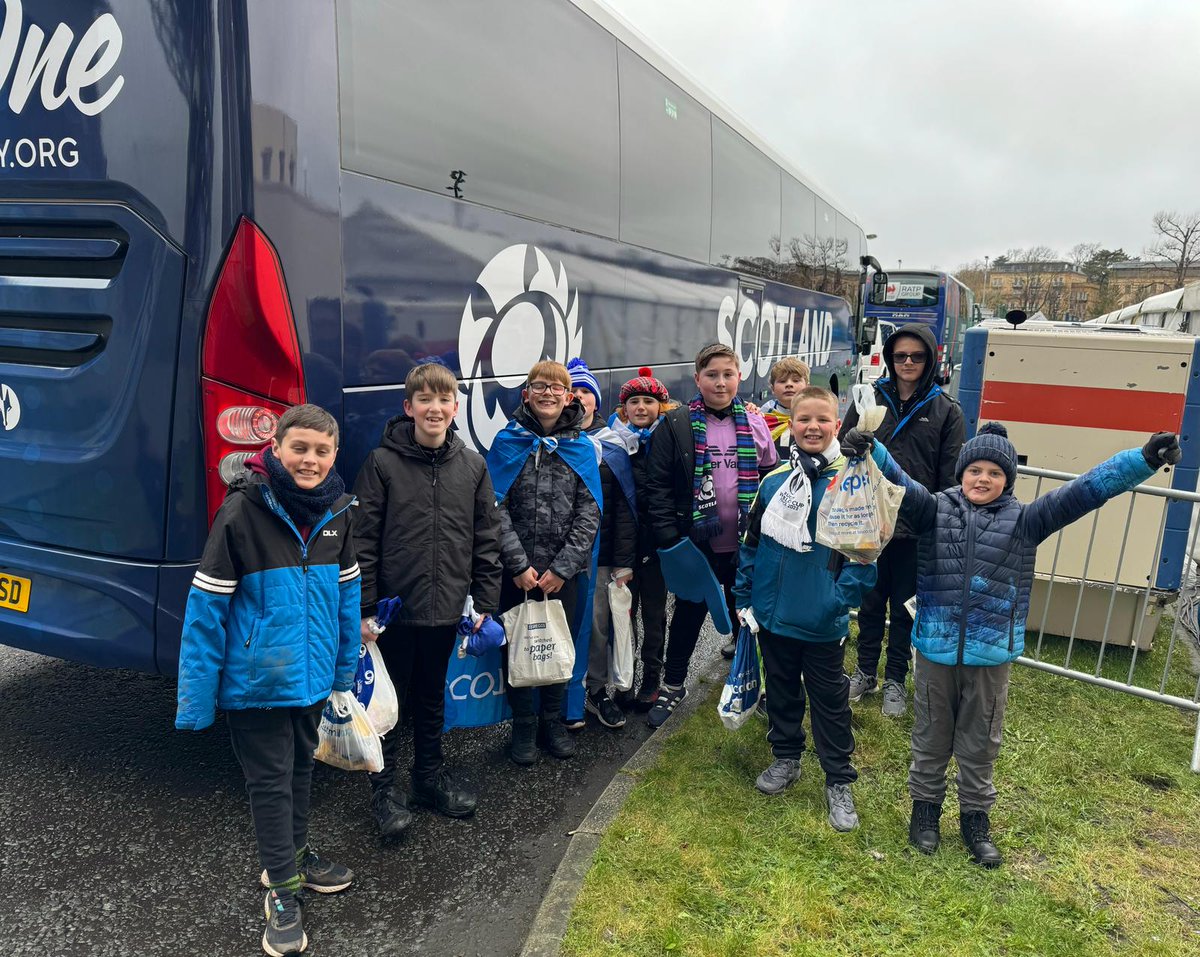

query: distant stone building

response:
[1107,260,1200,309]
[986,260,1097,322]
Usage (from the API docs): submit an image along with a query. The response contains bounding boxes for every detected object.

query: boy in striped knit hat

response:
[643,344,778,727]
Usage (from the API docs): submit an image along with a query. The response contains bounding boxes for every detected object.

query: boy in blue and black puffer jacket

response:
[734,387,877,833]
[175,404,361,957]
[844,421,1181,868]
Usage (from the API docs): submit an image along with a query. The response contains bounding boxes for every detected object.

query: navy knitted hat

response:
[567,357,601,406]
[956,422,1018,490]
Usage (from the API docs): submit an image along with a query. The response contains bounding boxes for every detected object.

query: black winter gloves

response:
[842,428,875,458]
[1143,432,1182,469]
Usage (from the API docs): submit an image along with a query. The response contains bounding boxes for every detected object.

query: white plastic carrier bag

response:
[851,383,887,432]
[315,690,384,773]
[502,594,575,688]
[353,642,399,736]
[816,454,905,564]
[607,578,635,692]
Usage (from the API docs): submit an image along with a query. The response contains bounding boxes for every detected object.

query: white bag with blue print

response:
[816,454,904,564]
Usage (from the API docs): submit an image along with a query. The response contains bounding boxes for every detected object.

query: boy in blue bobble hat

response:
[843,421,1181,868]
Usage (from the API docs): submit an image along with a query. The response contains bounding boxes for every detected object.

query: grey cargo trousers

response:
[908,651,1011,812]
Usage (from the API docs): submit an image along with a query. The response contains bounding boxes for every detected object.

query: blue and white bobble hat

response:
[567,357,602,407]
[955,421,1018,490]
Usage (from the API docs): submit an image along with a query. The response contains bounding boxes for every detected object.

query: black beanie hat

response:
[955,422,1018,490]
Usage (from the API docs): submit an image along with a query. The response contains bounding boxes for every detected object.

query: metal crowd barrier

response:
[1015,465,1200,774]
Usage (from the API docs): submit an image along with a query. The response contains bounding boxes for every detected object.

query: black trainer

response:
[412,768,477,818]
[510,715,538,766]
[371,786,414,840]
[538,715,577,759]
[586,688,627,729]
[908,800,942,855]
[720,640,736,659]
[960,811,1003,868]
[262,887,306,956]
[297,847,353,893]
[633,674,660,711]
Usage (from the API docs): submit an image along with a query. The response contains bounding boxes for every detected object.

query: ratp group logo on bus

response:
[456,244,583,451]
[0,383,20,431]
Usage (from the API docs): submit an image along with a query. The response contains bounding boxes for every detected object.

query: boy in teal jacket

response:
[734,387,877,832]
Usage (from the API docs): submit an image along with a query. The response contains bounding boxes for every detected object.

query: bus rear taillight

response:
[201,218,306,523]
[870,353,881,366]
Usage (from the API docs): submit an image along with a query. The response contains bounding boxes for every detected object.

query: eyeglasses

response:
[893,352,927,365]
[528,381,567,395]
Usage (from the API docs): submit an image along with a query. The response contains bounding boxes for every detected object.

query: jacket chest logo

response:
[322,529,338,537]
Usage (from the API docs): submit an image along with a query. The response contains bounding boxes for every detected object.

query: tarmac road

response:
[0,619,721,957]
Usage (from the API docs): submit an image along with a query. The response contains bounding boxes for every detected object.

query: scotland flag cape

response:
[485,418,604,723]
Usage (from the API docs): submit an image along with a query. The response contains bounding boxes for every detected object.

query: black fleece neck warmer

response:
[263,446,346,529]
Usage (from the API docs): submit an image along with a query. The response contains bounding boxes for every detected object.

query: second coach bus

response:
[0,0,870,673]
[863,270,974,385]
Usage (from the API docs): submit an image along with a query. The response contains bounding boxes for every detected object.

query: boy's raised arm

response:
[1021,445,1159,544]
[862,435,938,534]
[334,510,362,692]
[176,513,239,731]
[472,468,503,615]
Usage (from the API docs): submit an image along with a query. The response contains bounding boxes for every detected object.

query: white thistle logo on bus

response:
[456,244,582,452]
[0,383,20,431]
[0,0,124,116]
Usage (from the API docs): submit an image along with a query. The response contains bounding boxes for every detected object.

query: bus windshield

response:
[885,274,941,307]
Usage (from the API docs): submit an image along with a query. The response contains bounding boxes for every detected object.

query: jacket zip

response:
[260,489,355,685]
[878,384,940,441]
[431,454,441,625]
[956,507,977,665]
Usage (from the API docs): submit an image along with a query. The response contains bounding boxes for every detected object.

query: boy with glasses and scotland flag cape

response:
[487,360,602,765]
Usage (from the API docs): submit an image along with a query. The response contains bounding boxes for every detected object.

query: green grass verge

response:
[563,629,1200,957]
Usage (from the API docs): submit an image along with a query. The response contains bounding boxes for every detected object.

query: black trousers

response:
[368,623,459,795]
[758,628,857,786]
[227,700,325,886]
[499,575,580,719]
[855,536,918,683]
[663,548,737,687]
[629,558,667,682]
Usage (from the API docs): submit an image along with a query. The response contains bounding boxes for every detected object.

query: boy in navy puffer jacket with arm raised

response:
[175,404,361,957]
[734,388,877,832]
[843,421,1181,867]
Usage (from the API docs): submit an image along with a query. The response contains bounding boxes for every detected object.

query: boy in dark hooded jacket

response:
[352,362,503,839]
[176,404,360,957]
[844,422,1181,867]
[840,323,965,717]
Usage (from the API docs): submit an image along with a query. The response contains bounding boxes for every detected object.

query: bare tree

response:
[1004,245,1060,317]
[1147,210,1200,288]
[1069,242,1101,272]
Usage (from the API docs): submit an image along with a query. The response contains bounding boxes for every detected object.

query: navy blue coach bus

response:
[0,0,869,673]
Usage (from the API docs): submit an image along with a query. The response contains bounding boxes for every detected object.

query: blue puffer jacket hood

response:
[872,442,1154,666]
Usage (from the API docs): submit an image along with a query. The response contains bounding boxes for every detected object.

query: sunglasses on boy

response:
[527,381,567,395]
[893,352,928,365]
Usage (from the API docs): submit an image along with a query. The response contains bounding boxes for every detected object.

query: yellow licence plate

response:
[0,572,31,613]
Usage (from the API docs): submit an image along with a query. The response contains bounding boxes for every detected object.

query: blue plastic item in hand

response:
[656,538,733,635]
[457,595,507,656]
[465,615,506,656]
[375,596,403,629]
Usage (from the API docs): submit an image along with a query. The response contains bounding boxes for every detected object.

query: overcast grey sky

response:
[602,0,1200,272]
